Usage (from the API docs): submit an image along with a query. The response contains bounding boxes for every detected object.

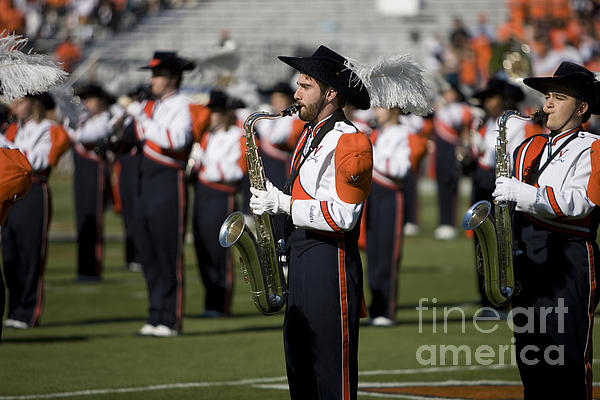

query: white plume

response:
[345,54,431,115]
[0,32,68,101]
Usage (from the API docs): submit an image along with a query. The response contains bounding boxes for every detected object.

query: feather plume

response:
[345,55,431,115]
[0,32,68,101]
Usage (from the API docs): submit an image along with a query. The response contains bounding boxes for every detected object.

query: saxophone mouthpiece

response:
[280,104,300,117]
[531,109,548,126]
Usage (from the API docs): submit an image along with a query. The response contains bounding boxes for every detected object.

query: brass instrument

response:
[218,105,299,314]
[462,110,532,307]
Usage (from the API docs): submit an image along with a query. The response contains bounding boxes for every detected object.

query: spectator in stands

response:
[53,34,82,73]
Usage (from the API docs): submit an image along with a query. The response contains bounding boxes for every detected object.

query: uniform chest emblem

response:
[307,145,323,163]
[551,148,569,164]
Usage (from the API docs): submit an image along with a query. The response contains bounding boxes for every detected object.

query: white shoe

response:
[370,316,394,327]
[403,223,420,236]
[434,225,457,240]
[153,324,178,337]
[127,262,143,272]
[3,318,29,329]
[138,324,157,336]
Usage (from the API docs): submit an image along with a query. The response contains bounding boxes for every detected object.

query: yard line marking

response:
[0,365,597,400]
[358,364,514,376]
[0,377,287,400]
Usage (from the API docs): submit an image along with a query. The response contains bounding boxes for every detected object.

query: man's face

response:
[83,97,104,116]
[543,91,582,131]
[294,73,326,122]
[150,69,178,99]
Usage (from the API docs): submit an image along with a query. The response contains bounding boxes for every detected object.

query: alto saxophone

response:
[462,110,533,307]
[218,105,299,314]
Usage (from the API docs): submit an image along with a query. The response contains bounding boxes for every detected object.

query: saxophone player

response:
[492,62,600,399]
[250,45,374,400]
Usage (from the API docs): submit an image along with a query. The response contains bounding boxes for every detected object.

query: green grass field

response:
[0,173,598,399]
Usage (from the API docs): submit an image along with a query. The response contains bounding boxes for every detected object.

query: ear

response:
[578,101,589,116]
[326,87,338,102]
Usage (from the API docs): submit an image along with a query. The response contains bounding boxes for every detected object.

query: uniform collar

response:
[550,125,581,146]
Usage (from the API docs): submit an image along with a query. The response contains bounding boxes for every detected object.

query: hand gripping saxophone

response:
[462,110,534,307]
[218,105,299,314]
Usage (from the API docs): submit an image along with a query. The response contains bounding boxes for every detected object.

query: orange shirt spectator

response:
[0,0,24,34]
[472,34,492,83]
[54,37,82,73]
[549,0,571,22]
[528,0,549,22]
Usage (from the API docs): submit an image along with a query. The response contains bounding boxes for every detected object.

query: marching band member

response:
[0,32,65,340]
[250,45,430,400]
[250,45,373,400]
[398,112,433,237]
[191,89,247,317]
[366,106,427,327]
[69,83,118,281]
[432,82,474,240]
[126,51,195,337]
[493,61,600,399]
[2,93,69,329]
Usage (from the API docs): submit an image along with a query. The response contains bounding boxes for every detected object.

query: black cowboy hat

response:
[278,45,370,110]
[259,81,295,98]
[524,61,600,114]
[25,92,55,110]
[74,83,116,104]
[473,78,525,103]
[207,89,246,110]
[139,51,195,72]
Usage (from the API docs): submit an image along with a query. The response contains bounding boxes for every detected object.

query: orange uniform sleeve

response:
[189,104,211,144]
[587,140,600,206]
[48,125,71,167]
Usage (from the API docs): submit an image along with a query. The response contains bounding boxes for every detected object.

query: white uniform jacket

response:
[70,110,112,160]
[475,115,528,170]
[513,126,600,238]
[3,119,53,172]
[370,124,412,190]
[433,102,474,145]
[135,91,193,168]
[197,125,246,192]
[289,111,373,233]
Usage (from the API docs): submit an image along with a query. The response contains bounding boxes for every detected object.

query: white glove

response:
[189,143,204,165]
[249,180,291,216]
[126,101,147,120]
[493,176,537,204]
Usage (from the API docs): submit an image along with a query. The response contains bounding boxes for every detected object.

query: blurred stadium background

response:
[1,0,600,399]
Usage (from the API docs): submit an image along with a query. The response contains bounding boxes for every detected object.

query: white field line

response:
[1,364,598,400]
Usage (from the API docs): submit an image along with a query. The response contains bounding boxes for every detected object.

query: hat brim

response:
[139,59,195,71]
[524,73,600,113]
[278,56,370,110]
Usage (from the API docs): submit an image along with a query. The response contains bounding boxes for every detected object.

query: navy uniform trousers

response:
[366,181,403,320]
[284,227,363,400]
[435,136,459,227]
[513,214,599,400]
[136,157,187,330]
[73,150,110,279]
[192,183,235,315]
[116,150,141,266]
[2,181,50,326]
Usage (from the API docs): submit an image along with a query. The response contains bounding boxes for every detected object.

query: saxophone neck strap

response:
[526,128,580,184]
